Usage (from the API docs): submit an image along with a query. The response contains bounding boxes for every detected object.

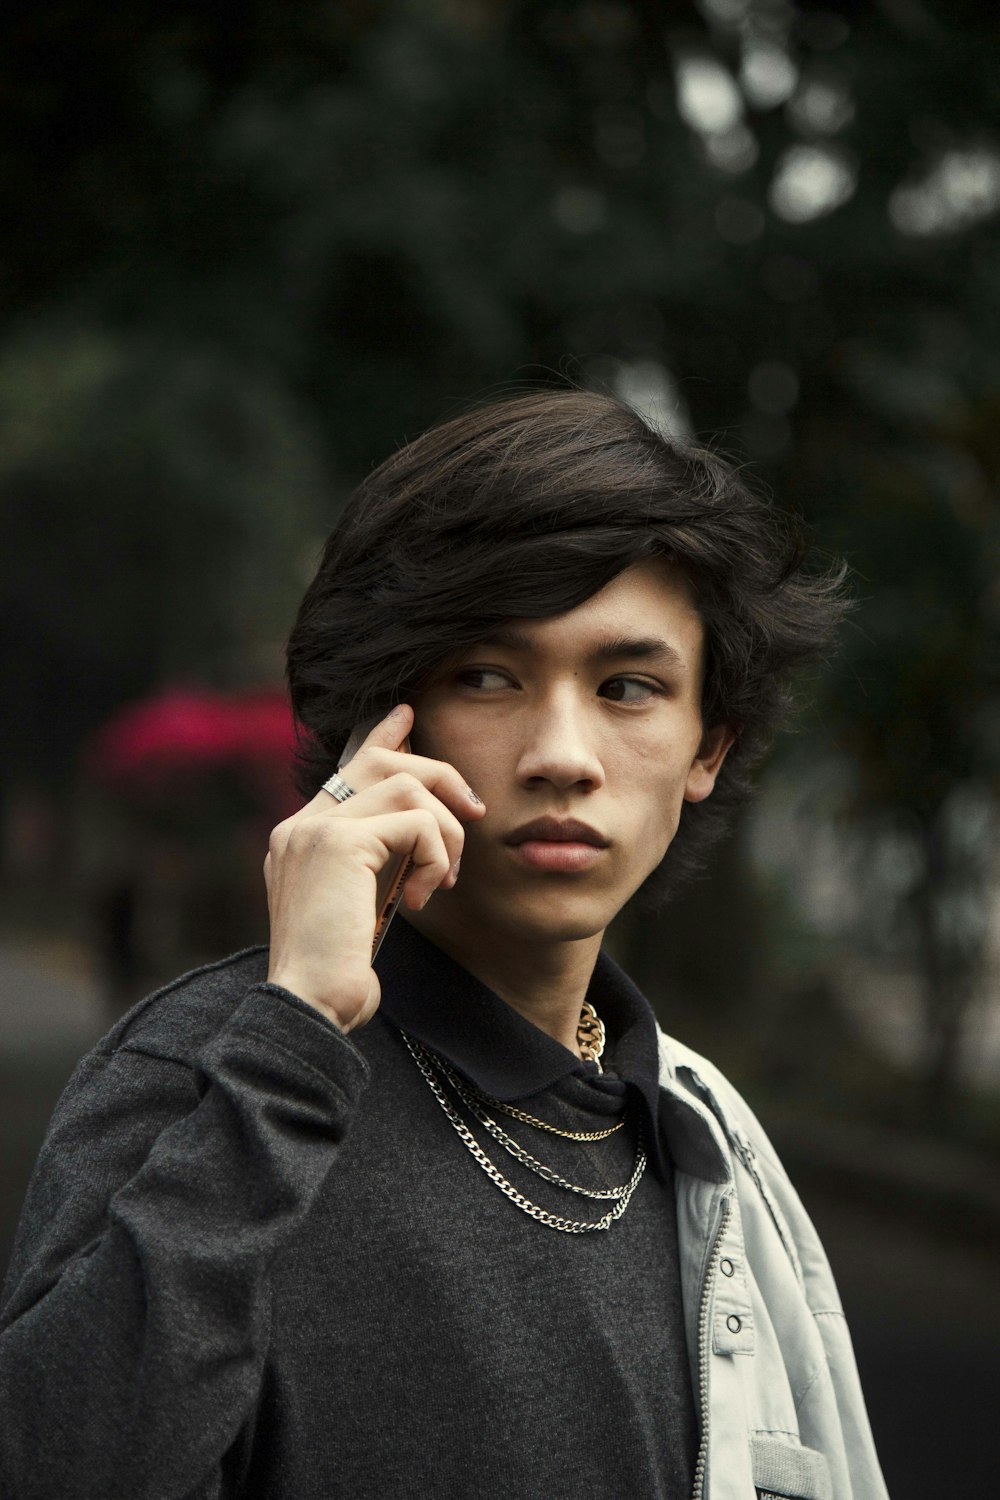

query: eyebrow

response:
[474,626,689,672]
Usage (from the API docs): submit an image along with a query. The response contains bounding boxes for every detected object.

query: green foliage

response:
[0,326,324,774]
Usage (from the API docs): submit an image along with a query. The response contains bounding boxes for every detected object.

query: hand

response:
[264,704,485,1032]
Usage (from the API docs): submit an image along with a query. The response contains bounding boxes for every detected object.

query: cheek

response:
[624,747,693,855]
[411,706,502,790]
[407,699,458,761]
[643,795,682,862]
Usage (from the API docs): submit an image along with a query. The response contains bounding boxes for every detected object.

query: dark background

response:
[2,1,999,1491]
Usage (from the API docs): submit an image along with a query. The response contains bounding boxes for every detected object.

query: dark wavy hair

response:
[287,389,849,902]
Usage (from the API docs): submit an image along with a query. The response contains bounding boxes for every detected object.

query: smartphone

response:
[338,718,413,958]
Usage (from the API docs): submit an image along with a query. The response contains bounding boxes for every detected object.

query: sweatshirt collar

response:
[374,917,669,1178]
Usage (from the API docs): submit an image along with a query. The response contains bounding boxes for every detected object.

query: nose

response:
[514,689,605,793]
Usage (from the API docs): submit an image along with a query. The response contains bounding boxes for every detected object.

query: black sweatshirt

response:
[1,919,697,1499]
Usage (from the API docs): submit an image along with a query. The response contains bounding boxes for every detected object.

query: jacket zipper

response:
[731,1130,804,1289]
[691,1194,732,1500]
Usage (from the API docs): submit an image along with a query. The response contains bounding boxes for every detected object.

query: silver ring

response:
[321,772,356,803]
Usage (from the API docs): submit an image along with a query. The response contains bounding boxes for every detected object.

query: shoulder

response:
[29,948,274,1150]
[98,946,271,1070]
[658,1026,842,1306]
[656,1029,769,1145]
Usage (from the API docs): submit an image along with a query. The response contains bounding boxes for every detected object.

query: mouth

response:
[504,817,610,873]
[505,817,609,848]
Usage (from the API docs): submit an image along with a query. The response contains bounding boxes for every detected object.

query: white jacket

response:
[657,1029,890,1500]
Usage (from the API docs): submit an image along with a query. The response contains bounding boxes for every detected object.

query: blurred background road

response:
[2,0,999,1490]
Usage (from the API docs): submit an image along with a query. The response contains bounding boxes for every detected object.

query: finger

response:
[337,749,484,829]
[277,782,465,900]
[398,810,455,909]
[311,703,416,812]
[354,808,453,909]
[302,755,476,850]
[308,702,484,822]
[351,703,414,759]
[334,773,466,869]
[280,804,454,905]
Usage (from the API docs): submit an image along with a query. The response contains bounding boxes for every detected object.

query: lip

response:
[504,817,609,848]
[504,817,610,874]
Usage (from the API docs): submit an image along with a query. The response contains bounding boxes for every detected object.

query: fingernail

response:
[451,859,461,879]
[420,891,433,909]
[387,704,406,720]
[467,787,481,805]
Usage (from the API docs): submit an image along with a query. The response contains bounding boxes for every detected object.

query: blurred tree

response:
[800,380,1000,1111]
[0,327,324,781]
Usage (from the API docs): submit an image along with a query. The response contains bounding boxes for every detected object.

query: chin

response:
[499,890,618,945]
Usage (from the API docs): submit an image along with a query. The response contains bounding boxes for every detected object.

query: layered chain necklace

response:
[400,1001,646,1234]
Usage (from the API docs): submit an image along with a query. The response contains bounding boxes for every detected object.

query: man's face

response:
[407,561,733,951]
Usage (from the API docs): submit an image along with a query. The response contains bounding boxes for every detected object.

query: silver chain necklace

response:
[401,1031,647,1234]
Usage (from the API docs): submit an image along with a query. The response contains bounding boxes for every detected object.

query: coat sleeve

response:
[0,982,369,1500]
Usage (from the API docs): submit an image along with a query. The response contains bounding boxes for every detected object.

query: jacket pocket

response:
[750,1433,832,1500]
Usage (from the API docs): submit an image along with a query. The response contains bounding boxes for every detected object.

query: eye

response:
[600,676,661,704]
[457,668,513,691]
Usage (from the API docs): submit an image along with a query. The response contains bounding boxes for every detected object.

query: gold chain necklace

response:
[577,999,606,1069]
[468,1090,624,1141]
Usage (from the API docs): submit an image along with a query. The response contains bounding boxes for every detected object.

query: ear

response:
[683,723,736,804]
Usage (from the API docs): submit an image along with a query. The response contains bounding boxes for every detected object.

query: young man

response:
[1,391,887,1499]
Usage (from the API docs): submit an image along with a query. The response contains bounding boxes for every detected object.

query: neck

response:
[402,911,603,1058]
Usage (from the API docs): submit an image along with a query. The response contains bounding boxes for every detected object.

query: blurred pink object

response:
[85,686,299,783]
